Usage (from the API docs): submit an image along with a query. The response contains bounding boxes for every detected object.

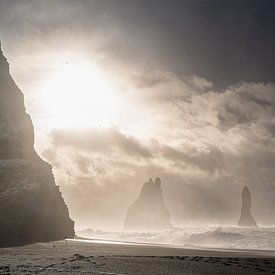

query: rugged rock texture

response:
[238,186,257,227]
[0,43,74,247]
[124,177,172,231]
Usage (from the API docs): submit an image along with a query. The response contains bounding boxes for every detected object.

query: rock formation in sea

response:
[124,177,172,231]
[238,186,257,227]
[0,42,74,247]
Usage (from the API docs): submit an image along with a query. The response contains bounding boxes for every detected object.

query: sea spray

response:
[78,226,275,251]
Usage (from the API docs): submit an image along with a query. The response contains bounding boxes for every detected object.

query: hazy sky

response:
[0,0,275,229]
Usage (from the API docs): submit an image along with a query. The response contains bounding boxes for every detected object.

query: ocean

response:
[78,226,275,251]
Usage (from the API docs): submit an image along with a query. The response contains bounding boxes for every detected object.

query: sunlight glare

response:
[39,57,120,129]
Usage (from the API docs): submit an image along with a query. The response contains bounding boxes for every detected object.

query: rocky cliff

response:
[238,186,257,227]
[124,177,172,231]
[0,43,74,247]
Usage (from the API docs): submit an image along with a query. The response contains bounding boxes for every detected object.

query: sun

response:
[38,57,120,129]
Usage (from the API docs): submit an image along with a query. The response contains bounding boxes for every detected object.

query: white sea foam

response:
[78,226,275,251]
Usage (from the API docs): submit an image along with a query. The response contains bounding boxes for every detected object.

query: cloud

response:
[1,0,274,228]
[41,77,275,228]
[1,0,275,88]
[161,145,225,174]
[215,83,275,130]
[51,127,153,158]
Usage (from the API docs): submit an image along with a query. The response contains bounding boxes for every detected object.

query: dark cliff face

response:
[238,186,257,227]
[124,177,172,231]
[0,43,75,247]
[0,44,38,160]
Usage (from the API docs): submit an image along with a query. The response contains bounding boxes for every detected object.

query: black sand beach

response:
[0,239,275,274]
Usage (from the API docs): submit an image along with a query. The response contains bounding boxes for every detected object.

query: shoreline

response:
[72,236,275,258]
[1,238,275,274]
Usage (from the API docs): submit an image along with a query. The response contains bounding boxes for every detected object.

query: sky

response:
[0,0,275,229]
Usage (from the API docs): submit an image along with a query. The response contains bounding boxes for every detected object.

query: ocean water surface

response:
[77,227,275,251]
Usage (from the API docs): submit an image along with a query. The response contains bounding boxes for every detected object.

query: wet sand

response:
[0,238,275,274]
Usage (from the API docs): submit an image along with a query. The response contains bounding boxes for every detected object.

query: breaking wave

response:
[78,226,275,251]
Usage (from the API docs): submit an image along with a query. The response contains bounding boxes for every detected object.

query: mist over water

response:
[78,226,275,251]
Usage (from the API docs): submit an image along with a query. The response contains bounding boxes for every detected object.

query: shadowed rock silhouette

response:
[124,177,172,231]
[0,42,74,247]
[238,186,257,227]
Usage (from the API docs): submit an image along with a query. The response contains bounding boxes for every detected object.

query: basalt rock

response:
[0,42,74,247]
[238,186,257,227]
[124,177,172,231]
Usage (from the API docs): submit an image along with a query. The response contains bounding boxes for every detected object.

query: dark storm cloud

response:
[1,0,275,87]
[51,128,152,158]
[94,0,275,87]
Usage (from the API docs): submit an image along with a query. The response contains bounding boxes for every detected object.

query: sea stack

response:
[124,177,172,231]
[238,186,257,227]
[0,43,74,247]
